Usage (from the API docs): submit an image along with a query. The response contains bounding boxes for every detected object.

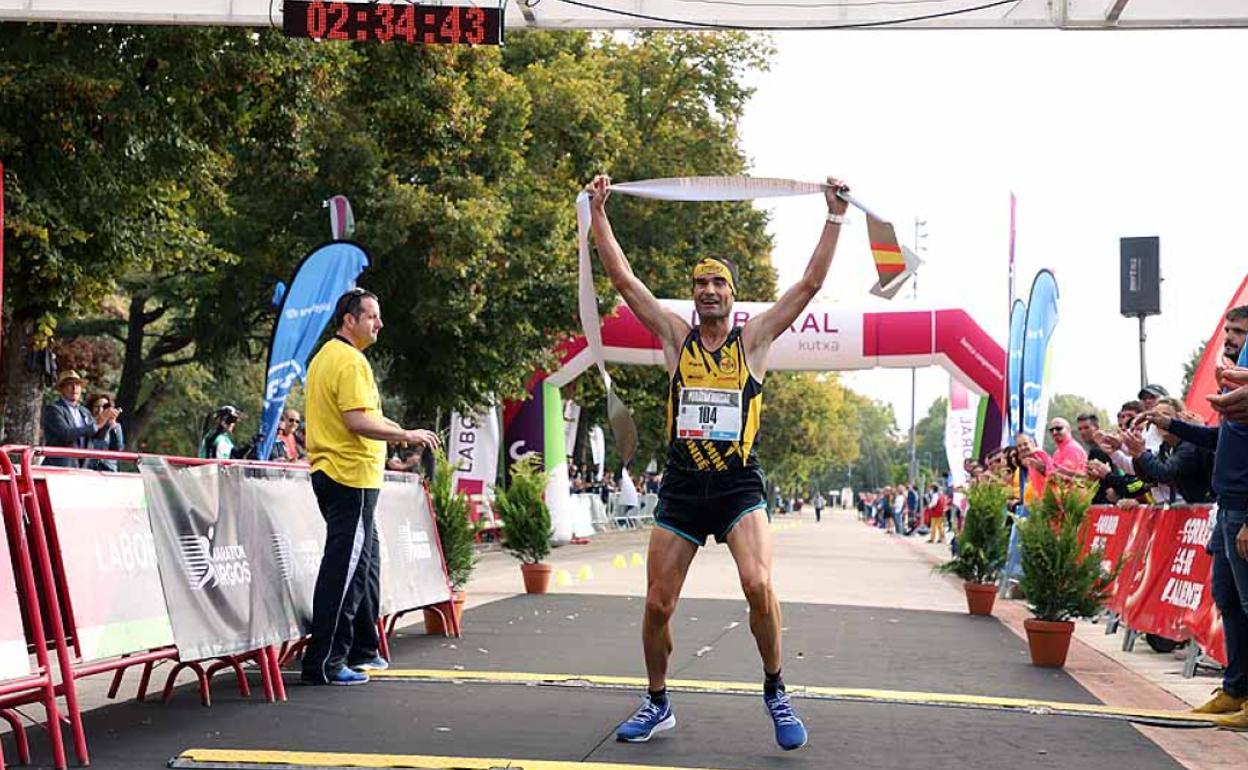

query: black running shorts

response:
[656,466,767,547]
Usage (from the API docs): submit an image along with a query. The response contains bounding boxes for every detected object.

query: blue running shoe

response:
[350,655,390,672]
[616,696,675,742]
[330,667,370,686]
[764,689,807,750]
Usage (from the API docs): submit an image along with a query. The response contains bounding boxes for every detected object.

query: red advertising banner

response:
[1079,505,1136,596]
[1181,582,1228,666]
[1105,506,1159,617]
[1121,506,1215,641]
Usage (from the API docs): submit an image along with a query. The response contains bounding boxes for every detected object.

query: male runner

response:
[585,174,850,751]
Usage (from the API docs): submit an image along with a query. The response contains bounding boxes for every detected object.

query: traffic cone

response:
[613,554,628,569]
[631,552,645,567]
[576,565,595,583]
[555,569,573,587]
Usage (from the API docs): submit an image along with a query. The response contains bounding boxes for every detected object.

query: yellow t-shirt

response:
[305,337,386,489]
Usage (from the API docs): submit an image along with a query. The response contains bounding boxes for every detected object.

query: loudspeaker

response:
[1120,236,1161,317]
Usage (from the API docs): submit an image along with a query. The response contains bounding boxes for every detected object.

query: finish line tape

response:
[362,667,1218,729]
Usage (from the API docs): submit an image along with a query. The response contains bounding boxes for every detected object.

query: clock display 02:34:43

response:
[300,1,494,45]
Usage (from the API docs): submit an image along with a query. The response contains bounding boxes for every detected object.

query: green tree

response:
[1042,393,1107,453]
[0,25,352,444]
[756,373,859,492]
[914,396,949,478]
[1181,344,1205,398]
[826,391,904,491]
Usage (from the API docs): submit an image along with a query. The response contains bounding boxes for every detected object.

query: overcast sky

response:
[738,28,1247,434]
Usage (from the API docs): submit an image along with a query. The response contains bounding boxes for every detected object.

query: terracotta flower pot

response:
[964,582,998,616]
[1023,618,1075,667]
[423,591,466,636]
[521,562,552,594]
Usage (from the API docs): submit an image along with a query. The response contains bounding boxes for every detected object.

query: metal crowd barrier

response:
[0,444,457,769]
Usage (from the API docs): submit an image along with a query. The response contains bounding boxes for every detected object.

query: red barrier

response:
[1080,503,1227,666]
[1079,505,1137,599]
[0,447,67,770]
[1120,506,1215,642]
[1103,505,1160,618]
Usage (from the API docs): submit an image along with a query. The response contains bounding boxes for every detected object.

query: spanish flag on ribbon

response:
[865,213,921,299]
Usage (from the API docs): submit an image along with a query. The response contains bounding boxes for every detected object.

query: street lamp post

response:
[908,217,928,487]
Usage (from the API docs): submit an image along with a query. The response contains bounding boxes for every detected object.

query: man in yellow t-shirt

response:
[300,287,440,687]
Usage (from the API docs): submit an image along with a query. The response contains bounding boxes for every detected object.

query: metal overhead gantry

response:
[0,0,1246,30]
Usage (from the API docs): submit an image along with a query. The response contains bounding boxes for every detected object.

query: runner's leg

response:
[725,509,780,673]
[643,527,698,691]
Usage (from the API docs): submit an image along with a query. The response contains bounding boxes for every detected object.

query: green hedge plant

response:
[494,453,552,564]
[936,477,1011,585]
[429,448,481,591]
[1017,478,1116,622]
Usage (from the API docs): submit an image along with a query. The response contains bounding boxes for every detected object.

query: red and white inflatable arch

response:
[546,300,1005,411]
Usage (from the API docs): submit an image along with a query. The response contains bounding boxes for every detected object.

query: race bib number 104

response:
[677,388,742,441]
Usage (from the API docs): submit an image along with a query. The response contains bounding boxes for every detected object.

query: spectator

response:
[1076,413,1115,503]
[813,491,825,523]
[84,393,125,471]
[905,484,919,533]
[1124,399,1214,505]
[199,405,243,460]
[891,486,906,535]
[925,483,947,544]
[385,442,422,472]
[1142,305,1248,726]
[1015,433,1050,506]
[1117,400,1144,431]
[277,409,307,462]
[41,371,119,468]
[1047,417,1088,475]
[1138,385,1170,453]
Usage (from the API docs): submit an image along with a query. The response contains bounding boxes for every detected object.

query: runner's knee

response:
[644,590,679,623]
[740,573,772,609]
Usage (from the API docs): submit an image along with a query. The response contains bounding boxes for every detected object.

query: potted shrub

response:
[425,448,481,634]
[1016,478,1116,667]
[935,477,1011,616]
[494,453,553,593]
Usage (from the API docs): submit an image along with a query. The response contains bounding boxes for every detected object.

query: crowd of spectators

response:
[856,474,957,544]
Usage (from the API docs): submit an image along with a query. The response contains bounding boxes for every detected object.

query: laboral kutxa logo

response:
[178,525,252,590]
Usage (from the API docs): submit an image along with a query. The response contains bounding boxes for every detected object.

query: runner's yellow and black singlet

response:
[665,326,763,472]
[657,326,767,546]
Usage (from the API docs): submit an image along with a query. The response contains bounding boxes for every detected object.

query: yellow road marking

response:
[173,749,722,770]
[368,668,1218,727]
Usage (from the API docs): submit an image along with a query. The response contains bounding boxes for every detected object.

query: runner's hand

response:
[825,176,849,216]
[585,175,611,213]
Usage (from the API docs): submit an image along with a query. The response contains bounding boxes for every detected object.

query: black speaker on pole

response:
[1120,236,1161,317]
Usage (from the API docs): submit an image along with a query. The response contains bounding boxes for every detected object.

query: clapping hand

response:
[1209,384,1248,423]
[1120,429,1145,457]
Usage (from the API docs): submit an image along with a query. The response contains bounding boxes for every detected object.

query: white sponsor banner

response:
[589,426,605,481]
[945,377,981,489]
[449,408,499,497]
[563,401,581,460]
[42,473,175,661]
[0,526,29,680]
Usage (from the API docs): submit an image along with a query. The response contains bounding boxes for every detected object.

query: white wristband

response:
[826,212,846,225]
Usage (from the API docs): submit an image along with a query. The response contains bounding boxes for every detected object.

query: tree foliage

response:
[756,373,858,492]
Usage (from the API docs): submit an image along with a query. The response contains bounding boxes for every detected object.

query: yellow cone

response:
[555,569,573,587]
[576,565,595,583]
[613,554,628,569]
[631,552,645,567]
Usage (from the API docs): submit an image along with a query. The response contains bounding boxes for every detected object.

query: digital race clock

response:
[283,1,502,46]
